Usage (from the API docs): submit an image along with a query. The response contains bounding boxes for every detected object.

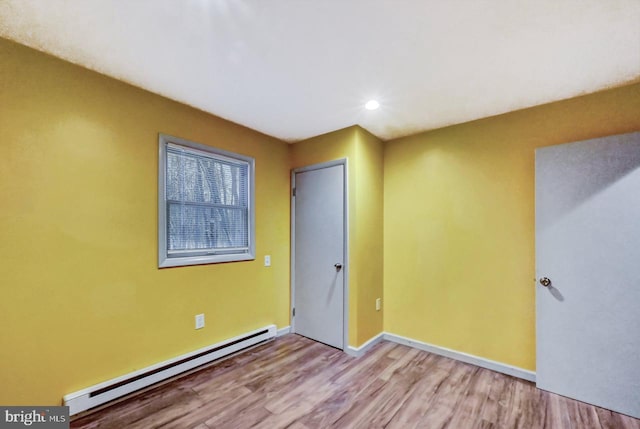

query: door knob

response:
[334,263,343,272]
[539,277,551,287]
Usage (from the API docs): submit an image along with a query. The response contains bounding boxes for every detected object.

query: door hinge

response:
[292,308,295,317]
[292,187,296,197]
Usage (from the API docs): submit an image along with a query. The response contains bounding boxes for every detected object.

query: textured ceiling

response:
[1,0,639,142]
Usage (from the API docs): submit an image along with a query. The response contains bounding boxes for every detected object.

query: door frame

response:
[290,158,349,351]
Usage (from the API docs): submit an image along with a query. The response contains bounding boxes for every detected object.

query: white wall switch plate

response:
[264,255,271,267]
[376,298,381,311]
[195,314,205,329]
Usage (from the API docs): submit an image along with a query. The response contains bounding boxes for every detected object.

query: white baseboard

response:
[286,329,534,382]
[276,326,291,337]
[64,325,277,415]
[383,332,536,382]
[345,332,385,358]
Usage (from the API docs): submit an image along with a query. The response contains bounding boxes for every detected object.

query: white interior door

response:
[293,162,345,349]
[535,131,640,418]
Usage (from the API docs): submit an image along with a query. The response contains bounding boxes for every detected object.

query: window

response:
[158,134,255,267]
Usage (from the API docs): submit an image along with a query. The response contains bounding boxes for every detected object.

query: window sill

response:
[159,253,255,268]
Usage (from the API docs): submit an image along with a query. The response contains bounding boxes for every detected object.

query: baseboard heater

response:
[63,324,277,415]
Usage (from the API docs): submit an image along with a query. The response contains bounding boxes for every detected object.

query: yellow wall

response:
[0,38,291,405]
[353,128,384,344]
[384,82,640,370]
[290,126,384,347]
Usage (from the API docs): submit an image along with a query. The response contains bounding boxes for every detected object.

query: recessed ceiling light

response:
[365,100,380,110]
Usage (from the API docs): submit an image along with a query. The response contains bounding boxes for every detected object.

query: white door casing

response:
[535,131,640,418]
[292,160,347,349]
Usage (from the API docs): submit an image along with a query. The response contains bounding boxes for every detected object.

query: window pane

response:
[166,149,248,207]
[167,203,248,252]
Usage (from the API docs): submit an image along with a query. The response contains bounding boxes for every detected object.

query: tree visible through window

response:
[159,134,255,267]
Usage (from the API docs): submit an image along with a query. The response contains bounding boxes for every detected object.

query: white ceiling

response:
[1,1,639,142]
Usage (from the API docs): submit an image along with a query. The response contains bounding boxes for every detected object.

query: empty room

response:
[1,1,639,428]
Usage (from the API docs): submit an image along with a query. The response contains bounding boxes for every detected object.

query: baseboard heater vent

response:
[64,324,277,415]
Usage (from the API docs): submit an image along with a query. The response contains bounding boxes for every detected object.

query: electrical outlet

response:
[195,314,205,329]
[376,298,381,311]
[264,255,271,267]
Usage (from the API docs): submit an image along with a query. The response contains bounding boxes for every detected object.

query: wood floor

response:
[71,334,640,429]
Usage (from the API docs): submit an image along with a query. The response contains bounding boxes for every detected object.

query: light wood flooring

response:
[71,334,640,429]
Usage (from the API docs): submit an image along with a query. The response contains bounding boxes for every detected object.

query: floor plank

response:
[70,334,640,429]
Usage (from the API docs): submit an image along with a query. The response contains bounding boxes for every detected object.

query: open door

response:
[535,131,640,418]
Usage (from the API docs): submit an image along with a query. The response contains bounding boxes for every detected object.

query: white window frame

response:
[158,133,255,268]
